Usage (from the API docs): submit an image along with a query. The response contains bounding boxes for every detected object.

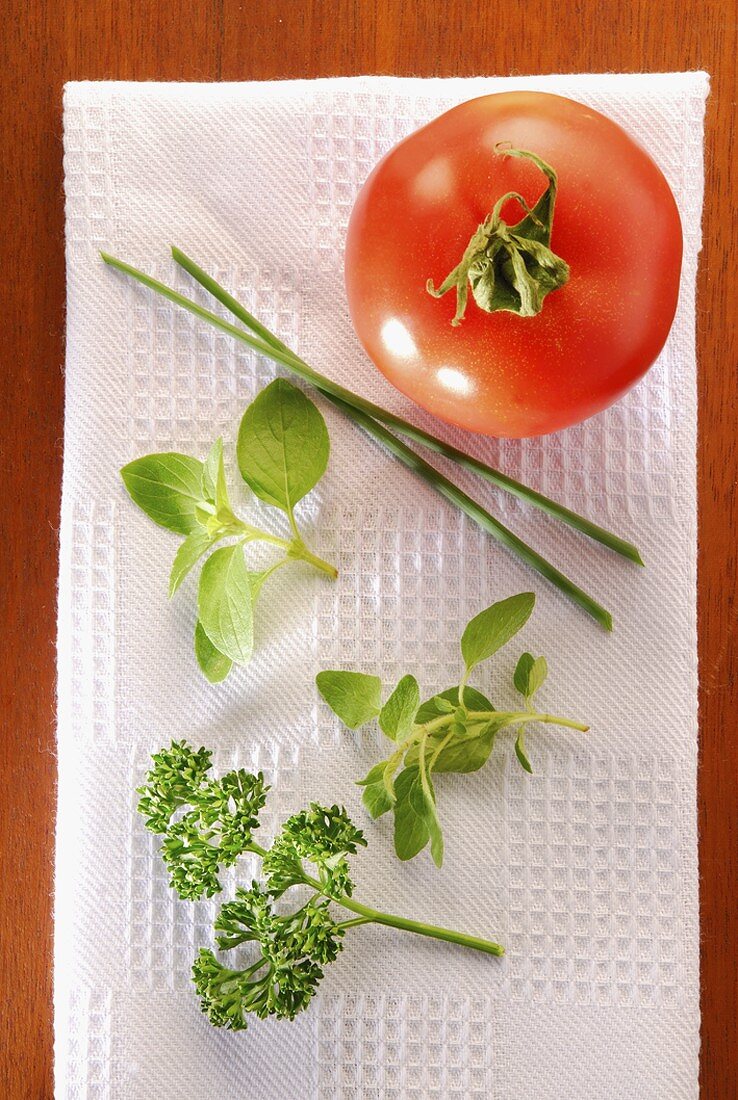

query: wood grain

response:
[1,1,735,1096]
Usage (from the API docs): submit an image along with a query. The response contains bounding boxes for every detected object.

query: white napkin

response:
[58,73,708,1099]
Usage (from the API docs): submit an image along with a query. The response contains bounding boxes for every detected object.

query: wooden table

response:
[2,2,735,1096]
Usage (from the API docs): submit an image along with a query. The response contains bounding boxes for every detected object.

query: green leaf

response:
[460,593,535,673]
[357,763,395,819]
[410,771,444,867]
[197,544,254,664]
[379,675,420,741]
[432,723,499,774]
[121,453,206,535]
[194,620,233,683]
[315,670,382,729]
[201,438,223,503]
[514,729,533,774]
[415,685,493,725]
[248,568,275,603]
[237,379,329,514]
[514,652,548,699]
[393,768,430,861]
[169,530,215,597]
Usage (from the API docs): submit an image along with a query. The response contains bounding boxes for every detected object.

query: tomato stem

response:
[427,146,569,324]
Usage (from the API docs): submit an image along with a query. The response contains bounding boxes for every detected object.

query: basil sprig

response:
[122,379,337,681]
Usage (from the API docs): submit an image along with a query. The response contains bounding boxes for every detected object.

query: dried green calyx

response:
[427,146,570,325]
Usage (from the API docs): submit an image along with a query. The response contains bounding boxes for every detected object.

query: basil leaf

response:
[393,767,430,861]
[169,530,215,598]
[194,619,233,683]
[514,652,548,699]
[237,379,329,513]
[415,685,493,725]
[197,544,254,664]
[378,674,420,741]
[315,670,382,729]
[461,593,535,673]
[201,438,223,503]
[121,453,206,535]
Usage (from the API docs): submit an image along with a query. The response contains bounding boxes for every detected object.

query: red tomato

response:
[345,92,682,438]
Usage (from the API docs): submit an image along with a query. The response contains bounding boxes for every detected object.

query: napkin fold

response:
[58,72,708,1099]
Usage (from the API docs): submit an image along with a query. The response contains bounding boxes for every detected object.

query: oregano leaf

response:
[415,685,493,725]
[460,593,535,673]
[379,674,420,741]
[514,652,548,699]
[316,670,382,729]
[201,438,223,503]
[357,763,395,819]
[393,767,430,861]
[514,729,533,774]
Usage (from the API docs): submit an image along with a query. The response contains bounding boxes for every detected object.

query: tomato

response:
[344,92,682,438]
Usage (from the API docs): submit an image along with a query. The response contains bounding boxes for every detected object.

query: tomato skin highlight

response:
[345,92,683,438]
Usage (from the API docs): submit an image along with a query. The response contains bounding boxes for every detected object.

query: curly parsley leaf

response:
[136,741,213,833]
[264,803,366,899]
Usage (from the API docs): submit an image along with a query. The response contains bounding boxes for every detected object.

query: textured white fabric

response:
[58,73,708,1099]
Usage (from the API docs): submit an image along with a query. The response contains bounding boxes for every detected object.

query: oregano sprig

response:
[121,379,337,681]
[317,592,588,867]
[138,742,504,1031]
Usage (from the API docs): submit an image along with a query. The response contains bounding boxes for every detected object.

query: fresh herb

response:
[121,379,337,681]
[138,741,504,1031]
[102,248,645,632]
[317,592,587,866]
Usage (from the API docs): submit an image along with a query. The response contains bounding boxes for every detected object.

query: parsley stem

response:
[249,843,504,955]
[334,897,505,957]
[337,917,373,930]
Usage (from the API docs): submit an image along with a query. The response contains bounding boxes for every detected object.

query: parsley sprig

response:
[139,742,504,1030]
[121,379,337,681]
[317,592,587,866]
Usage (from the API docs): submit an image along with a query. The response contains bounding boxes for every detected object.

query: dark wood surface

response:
[2,2,735,1096]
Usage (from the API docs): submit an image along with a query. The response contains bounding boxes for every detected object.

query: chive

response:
[171,248,642,566]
